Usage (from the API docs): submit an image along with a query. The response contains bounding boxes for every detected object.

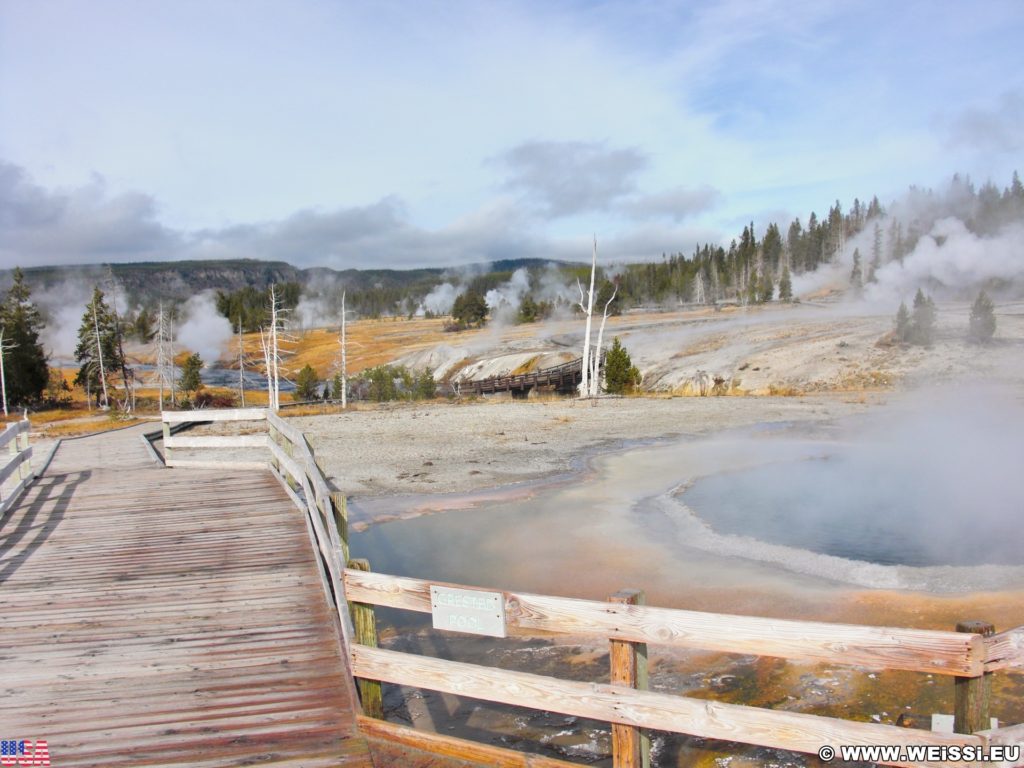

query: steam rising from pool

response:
[352,385,1024,596]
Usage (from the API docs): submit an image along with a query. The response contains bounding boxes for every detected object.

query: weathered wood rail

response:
[0,417,34,513]
[344,569,1024,768]
[159,407,1024,767]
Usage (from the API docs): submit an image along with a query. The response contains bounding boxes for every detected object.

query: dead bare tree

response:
[236,318,248,408]
[576,236,598,397]
[259,326,275,409]
[91,300,110,410]
[590,282,617,396]
[153,302,176,409]
[0,328,15,417]
[339,291,347,409]
[259,284,295,411]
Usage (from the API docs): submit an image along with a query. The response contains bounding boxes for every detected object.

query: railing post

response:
[330,491,350,566]
[267,421,280,475]
[161,419,172,465]
[17,422,31,480]
[609,589,650,768]
[348,558,384,719]
[954,620,994,734]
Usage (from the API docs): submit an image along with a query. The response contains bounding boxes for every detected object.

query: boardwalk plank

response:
[0,425,374,768]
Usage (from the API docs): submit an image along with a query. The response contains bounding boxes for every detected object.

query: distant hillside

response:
[3,258,573,308]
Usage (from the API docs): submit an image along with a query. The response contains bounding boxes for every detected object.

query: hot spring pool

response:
[681,450,1024,568]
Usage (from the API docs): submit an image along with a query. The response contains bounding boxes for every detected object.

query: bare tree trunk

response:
[577,237,597,397]
[260,327,273,409]
[590,284,617,396]
[270,285,280,411]
[0,329,9,417]
[92,303,109,409]
[237,318,246,408]
[106,268,132,412]
[341,291,347,410]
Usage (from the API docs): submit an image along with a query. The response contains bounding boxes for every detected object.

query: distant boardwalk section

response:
[0,425,372,767]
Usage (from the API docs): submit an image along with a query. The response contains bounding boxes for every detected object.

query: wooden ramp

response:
[0,425,374,767]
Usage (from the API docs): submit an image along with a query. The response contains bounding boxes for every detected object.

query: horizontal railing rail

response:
[343,567,1024,768]
[342,570,984,676]
[1,418,34,513]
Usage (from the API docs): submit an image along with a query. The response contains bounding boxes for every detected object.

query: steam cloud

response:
[421,282,464,315]
[176,291,232,364]
[796,177,1024,303]
[485,268,532,325]
[864,219,1024,303]
[32,274,131,360]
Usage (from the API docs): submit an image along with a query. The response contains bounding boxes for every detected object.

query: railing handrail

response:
[342,569,997,677]
[1,417,34,513]
[0,417,29,445]
[343,567,1023,767]
[350,645,987,768]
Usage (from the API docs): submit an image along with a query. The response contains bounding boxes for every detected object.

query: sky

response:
[1,0,1022,270]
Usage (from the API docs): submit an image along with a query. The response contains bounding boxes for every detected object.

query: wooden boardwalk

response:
[0,425,374,767]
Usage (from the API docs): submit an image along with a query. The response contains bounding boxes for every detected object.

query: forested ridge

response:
[3,172,1021,329]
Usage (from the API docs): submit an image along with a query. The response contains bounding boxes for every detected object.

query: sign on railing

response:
[430,585,506,637]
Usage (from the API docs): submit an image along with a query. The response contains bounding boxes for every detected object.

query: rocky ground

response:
[292,393,877,499]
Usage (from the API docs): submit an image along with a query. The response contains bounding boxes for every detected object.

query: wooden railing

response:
[159,408,1024,767]
[1,417,34,513]
[343,569,1024,768]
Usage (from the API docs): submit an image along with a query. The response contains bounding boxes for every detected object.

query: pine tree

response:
[414,368,436,400]
[895,302,912,343]
[910,289,936,346]
[74,287,124,407]
[968,291,996,343]
[778,267,793,302]
[132,307,156,343]
[331,372,344,400]
[759,270,774,303]
[0,267,49,406]
[179,353,204,399]
[868,223,882,283]
[850,248,863,293]
[603,337,640,394]
[451,291,488,327]
[517,296,539,324]
[293,363,321,401]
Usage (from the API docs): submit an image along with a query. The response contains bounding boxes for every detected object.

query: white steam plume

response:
[420,282,465,315]
[485,268,531,325]
[177,291,232,364]
[864,219,1024,303]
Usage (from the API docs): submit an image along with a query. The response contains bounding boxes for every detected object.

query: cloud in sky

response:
[946,90,1024,154]
[2,160,720,269]
[0,162,180,264]
[1,1,1022,270]
[497,141,647,218]
[623,185,721,223]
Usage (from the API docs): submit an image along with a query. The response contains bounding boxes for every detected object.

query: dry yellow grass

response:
[40,417,149,438]
[232,317,455,379]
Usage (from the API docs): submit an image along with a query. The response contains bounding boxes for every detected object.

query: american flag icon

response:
[0,740,50,767]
